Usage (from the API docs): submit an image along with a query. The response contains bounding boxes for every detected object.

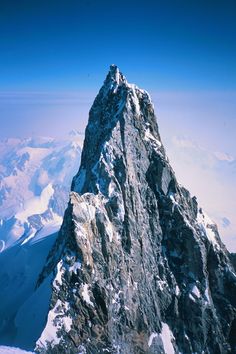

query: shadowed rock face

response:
[36,66,236,354]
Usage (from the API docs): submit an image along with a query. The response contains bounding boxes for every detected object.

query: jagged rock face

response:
[36,66,236,354]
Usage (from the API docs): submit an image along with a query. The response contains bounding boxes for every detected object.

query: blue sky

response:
[0,0,235,136]
[0,0,235,92]
[0,0,236,249]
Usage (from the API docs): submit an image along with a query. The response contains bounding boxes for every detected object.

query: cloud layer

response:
[165,135,236,251]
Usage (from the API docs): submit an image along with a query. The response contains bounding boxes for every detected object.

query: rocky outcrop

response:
[36,65,236,354]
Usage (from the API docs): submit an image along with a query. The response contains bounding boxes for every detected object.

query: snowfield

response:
[0,132,83,251]
[0,132,83,349]
[0,346,34,353]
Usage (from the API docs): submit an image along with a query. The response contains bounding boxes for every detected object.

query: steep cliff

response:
[36,65,236,354]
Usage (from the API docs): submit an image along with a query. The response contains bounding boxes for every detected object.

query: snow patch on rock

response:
[160,323,175,354]
[148,332,158,347]
[36,299,72,349]
[81,283,94,307]
[197,209,219,247]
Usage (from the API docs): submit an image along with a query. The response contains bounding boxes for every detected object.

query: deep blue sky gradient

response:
[0,0,235,141]
[0,0,236,91]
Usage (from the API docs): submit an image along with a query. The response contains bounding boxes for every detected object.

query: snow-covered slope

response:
[0,132,83,251]
[0,230,56,350]
[0,346,33,354]
[0,132,83,351]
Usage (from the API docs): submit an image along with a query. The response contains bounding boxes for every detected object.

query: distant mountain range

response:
[0,131,83,251]
[0,132,83,351]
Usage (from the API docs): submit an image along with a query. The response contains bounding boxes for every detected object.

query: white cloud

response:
[214,151,235,162]
[165,135,236,252]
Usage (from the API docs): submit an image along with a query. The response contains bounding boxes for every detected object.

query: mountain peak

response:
[102,64,128,94]
[36,68,236,354]
[109,64,121,80]
[72,67,163,195]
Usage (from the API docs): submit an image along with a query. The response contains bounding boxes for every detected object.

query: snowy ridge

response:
[197,208,220,248]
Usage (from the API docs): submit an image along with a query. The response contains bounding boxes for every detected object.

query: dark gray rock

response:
[36,65,236,354]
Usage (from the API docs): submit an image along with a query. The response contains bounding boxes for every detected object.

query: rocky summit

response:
[35,65,236,354]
